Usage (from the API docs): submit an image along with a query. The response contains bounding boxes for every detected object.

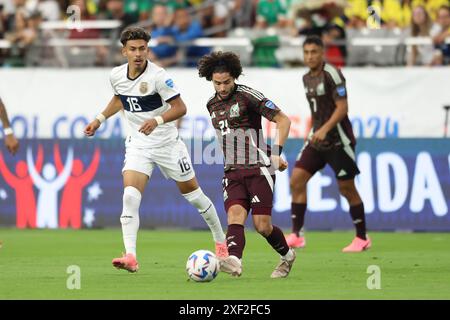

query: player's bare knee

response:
[254,222,272,237]
[290,178,306,196]
[227,205,246,224]
[338,184,358,202]
[290,170,308,195]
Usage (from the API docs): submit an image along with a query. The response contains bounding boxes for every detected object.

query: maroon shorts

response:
[222,167,275,215]
[295,143,360,180]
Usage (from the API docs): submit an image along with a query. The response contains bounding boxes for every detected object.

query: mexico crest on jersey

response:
[140,82,148,94]
[229,103,240,118]
[316,82,325,96]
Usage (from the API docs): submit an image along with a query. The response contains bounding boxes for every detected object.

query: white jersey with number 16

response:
[110,60,180,148]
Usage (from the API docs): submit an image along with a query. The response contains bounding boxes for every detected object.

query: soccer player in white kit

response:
[84,27,228,272]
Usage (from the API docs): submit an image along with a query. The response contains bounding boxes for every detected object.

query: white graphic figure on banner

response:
[27,147,74,228]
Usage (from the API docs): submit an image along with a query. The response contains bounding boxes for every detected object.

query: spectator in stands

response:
[418,0,450,21]
[36,0,60,21]
[380,0,408,29]
[68,0,108,66]
[123,0,151,22]
[431,5,450,64]
[0,2,7,38]
[166,0,190,11]
[68,0,99,39]
[172,7,209,66]
[407,5,441,65]
[209,0,235,36]
[231,0,254,28]
[105,0,137,32]
[322,23,346,67]
[148,4,178,67]
[8,8,40,47]
[255,0,288,29]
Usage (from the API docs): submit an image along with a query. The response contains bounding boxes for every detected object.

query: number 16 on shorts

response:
[178,156,191,174]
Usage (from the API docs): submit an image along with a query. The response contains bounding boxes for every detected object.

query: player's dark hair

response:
[120,26,151,46]
[197,51,243,81]
[303,35,324,48]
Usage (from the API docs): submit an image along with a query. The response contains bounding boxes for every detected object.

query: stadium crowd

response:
[0,0,449,67]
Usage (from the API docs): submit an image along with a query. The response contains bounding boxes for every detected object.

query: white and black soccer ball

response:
[186,250,219,282]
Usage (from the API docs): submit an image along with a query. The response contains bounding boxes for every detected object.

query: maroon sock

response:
[265,225,289,256]
[349,203,367,240]
[291,203,306,236]
[226,224,245,259]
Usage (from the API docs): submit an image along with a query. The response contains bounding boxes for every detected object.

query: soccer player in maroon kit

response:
[286,36,371,252]
[198,51,296,278]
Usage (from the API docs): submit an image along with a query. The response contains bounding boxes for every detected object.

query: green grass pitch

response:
[0,229,449,299]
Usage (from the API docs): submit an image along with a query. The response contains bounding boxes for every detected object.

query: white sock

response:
[282,248,294,261]
[120,186,141,258]
[183,188,226,243]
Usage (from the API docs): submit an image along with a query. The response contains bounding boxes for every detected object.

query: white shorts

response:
[122,139,196,182]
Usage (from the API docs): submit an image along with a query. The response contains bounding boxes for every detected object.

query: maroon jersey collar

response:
[308,62,325,78]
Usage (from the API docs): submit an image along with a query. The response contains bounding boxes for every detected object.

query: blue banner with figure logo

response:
[0,139,449,231]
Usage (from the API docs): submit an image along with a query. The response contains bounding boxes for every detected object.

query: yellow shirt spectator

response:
[413,0,449,20]
[345,0,369,19]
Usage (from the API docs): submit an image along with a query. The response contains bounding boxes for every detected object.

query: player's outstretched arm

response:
[271,111,291,172]
[0,98,19,155]
[84,95,123,137]
[139,96,187,135]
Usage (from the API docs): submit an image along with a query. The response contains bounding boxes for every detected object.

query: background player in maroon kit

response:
[198,51,296,278]
[286,36,371,253]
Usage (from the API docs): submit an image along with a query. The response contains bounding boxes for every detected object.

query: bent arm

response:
[160,96,187,123]
[271,111,291,149]
[97,95,124,123]
[320,99,348,133]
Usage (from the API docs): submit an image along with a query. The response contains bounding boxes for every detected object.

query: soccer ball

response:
[186,250,219,282]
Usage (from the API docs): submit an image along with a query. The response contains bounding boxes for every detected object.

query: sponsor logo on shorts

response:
[251,195,261,203]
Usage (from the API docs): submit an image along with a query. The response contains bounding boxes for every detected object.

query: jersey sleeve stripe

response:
[165,93,180,103]
[207,94,216,105]
[238,86,265,100]
[237,87,265,101]
[324,64,343,85]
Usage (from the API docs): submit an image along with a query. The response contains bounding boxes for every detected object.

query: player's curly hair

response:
[197,51,243,81]
[120,26,151,46]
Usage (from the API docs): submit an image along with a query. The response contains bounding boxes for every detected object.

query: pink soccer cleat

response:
[112,253,139,272]
[285,233,306,248]
[215,241,229,260]
[342,236,372,253]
